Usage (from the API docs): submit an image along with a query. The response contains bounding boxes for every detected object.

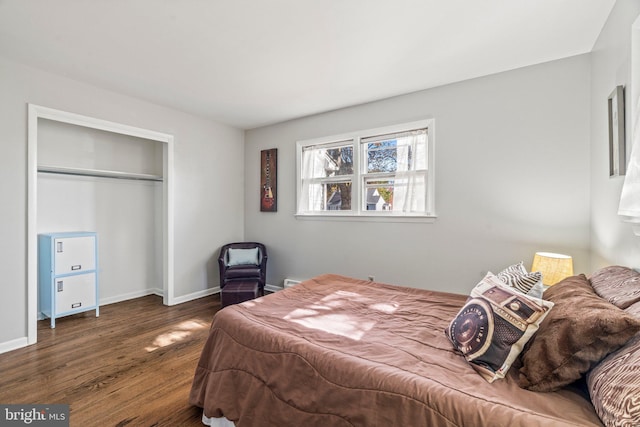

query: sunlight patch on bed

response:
[285,311,375,340]
[282,290,386,340]
[370,302,399,313]
[240,297,262,308]
[145,319,209,352]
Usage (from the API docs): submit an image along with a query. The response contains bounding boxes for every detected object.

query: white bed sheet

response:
[202,413,236,427]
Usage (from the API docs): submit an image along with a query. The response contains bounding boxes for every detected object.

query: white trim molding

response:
[0,337,30,355]
[171,287,220,305]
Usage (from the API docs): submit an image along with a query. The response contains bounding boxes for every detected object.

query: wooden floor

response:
[0,294,221,426]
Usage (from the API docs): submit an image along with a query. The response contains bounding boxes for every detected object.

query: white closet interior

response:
[37,119,163,304]
[27,105,175,345]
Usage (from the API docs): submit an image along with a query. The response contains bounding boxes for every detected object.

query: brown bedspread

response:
[189,274,603,426]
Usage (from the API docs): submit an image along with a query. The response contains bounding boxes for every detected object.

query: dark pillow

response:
[589,265,640,309]
[518,274,640,392]
[447,272,553,383]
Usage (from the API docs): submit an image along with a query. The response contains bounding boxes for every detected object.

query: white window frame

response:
[296,119,436,222]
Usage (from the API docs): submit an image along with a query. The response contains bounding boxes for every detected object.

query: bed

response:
[190,270,640,427]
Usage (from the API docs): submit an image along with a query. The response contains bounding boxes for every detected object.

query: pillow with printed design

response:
[446,272,554,383]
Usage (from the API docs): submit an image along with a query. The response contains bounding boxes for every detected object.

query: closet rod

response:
[37,165,163,182]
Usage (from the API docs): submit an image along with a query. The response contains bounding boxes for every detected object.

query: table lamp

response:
[531,252,574,286]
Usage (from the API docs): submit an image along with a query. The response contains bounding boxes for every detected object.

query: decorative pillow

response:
[227,248,259,266]
[589,265,640,309]
[446,272,554,383]
[497,262,544,298]
[518,274,640,392]
[497,261,527,277]
[626,301,640,318]
[587,333,640,427]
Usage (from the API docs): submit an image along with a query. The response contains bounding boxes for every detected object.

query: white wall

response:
[245,55,592,294]
[590,0,640,270]
[0,56,245,350]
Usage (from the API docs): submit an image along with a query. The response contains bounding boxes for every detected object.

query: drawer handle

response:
[72,302,82,309]
[57,281,63,292]
[71,265,81,271]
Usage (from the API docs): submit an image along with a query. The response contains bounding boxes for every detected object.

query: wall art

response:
[260,148,277,212]
[608,85,626,177]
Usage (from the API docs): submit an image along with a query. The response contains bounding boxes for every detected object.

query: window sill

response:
[294,213,438,223]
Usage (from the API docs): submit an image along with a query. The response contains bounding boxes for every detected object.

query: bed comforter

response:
[189,274,602,426]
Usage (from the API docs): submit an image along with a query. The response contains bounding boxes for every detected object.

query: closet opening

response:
[27,104,175,345]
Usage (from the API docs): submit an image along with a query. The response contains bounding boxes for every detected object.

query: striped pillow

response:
[497,261,527,277]
[587,332,640,426]
[627,301,640,318]
[497,262,544,297]
[590,265,640,309]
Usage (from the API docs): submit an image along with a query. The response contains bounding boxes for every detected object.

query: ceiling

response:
[0,1,616,130]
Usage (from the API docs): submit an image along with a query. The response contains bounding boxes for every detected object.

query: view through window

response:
[296,120,434,218]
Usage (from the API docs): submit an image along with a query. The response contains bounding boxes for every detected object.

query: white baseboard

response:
[99,289,159,306]
[0,337,29,355]
[100,286,221,306]
[101,283,284,305]
[171,287,220,305]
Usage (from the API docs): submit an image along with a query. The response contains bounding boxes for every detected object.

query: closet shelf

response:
[37,165,163,182]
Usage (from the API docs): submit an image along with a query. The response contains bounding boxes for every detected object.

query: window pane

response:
[367,141,398,173]
[302,143,353,178]
[305,181,352,211]
[364,128,427,173]
[393,173,426,213]
[324,182,352,210]
[364,174,426,213]
[364,179,393,211]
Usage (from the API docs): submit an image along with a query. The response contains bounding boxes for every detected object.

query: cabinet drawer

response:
[54,273,97,314]
[54,236,96,275]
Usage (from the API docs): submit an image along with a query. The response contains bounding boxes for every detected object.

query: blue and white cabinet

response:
[38,232,99,328]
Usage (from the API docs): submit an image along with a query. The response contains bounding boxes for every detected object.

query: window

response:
[296,119,435,219]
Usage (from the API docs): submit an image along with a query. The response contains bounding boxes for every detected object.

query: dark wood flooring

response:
[0,294,221,426]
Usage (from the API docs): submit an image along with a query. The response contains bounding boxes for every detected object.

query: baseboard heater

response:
[283,278,302,289]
